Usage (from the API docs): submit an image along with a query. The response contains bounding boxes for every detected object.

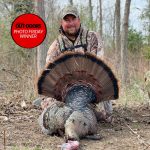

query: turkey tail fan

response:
[37,51,119,103]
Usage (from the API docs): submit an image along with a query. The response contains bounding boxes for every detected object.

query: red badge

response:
[11,13,47,48]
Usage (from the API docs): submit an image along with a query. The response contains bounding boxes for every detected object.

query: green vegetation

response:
[128,27,143,53]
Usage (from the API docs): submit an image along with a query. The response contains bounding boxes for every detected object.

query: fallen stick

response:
[124,122,150,149]
[4,129,6,150]
[141,114,150,117]
[115,110,150,150]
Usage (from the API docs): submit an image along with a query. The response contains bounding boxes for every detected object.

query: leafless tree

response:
[121,0,131,85]
[89,0,93,30]
[148,0,150,45]
[115,0,121,74]
[99,0,103,36]
[35,0,48,75]
[69,0,73,5]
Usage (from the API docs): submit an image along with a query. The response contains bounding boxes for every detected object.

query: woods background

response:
[0,0,150,106]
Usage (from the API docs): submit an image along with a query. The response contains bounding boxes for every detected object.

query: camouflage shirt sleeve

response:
[87,31,104,59]
[46,40,61,64]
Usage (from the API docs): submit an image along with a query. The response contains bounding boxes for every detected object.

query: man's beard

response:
[65,27,79,36]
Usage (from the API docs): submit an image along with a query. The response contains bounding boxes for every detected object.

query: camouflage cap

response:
[60,5,79,19]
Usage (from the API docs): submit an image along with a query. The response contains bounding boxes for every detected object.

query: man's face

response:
[61,14,80,36]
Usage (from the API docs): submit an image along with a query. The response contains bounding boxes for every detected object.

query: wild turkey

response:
[37,51,119,140]
[38,98,98,141]
[38,99,73,135]
[65,106,97,141]
[37,51,119,103]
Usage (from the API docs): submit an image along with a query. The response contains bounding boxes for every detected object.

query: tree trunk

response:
[89,0,93,30]
[99,0,103,36]
[121,0,131,85]
[69,0,73,5]
[35,0,47,75]
[148,0,150,45]
[113,6,116,49]
[115,0,121,75]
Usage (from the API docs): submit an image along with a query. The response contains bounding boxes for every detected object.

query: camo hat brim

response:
[61,5,79,19]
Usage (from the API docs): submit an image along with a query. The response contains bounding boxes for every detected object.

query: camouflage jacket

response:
[46,26,104,64]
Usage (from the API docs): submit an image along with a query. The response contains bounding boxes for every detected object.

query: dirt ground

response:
[0,98,150,150]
